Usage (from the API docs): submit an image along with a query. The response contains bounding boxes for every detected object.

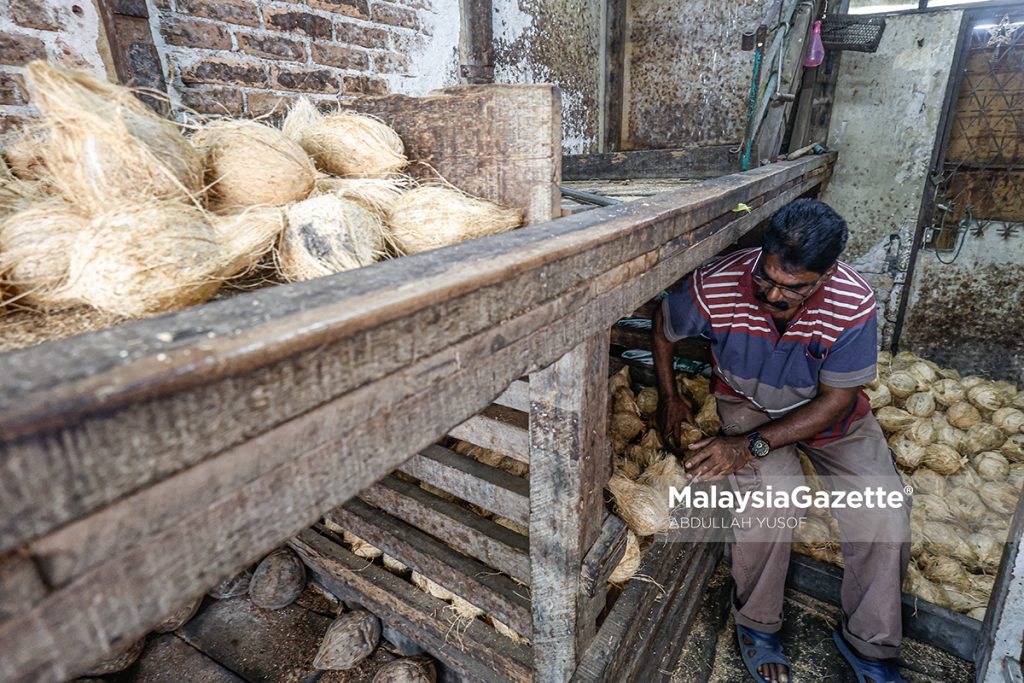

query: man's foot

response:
[832,628,905,683]
[736,624,791,683]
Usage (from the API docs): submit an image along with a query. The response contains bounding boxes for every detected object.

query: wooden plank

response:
[0,159,833,682]
[975,491,1024,682]
[341,85,560,226]
[754,2,813,163]
[603,0,627,152]
[0,154,830,561]
[610,325,713,363]
[448,406,530,463]
[326,499,532,636]
[578,514,628,600]
[0,549,47,623]
[458,0,494,84]
[399,444,530,527]
[360,476,531,585]
[528,333,611,681]
[493,379,530,413]
[290,529,533,683]
[563,146,739,181]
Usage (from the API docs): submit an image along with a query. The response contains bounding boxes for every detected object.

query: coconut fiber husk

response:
[1,125,46,181]
[0,202,87,305]
[193,119,315,211]
[210,206,286,279]
[278,194,385,282]
[387,185,522,255]
[25,61,203,212]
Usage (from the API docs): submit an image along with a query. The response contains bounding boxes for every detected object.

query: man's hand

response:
[684,435,752,481]
[656,394,694,451]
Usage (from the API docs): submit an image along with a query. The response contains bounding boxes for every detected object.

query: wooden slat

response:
[974,491,1023,682]
[528,333,612,681]
[448,405,530,463]
[0,549,47,623]
[578,514,628,600]
[399,444,530,527]
[0,157,833,682]
[754,1,813,163]
[603,0,627,152]
[360,476,531,585]
[493,379,530,412]
[326,500,531,636]
[290,529,533,683]
[563,146,739,181]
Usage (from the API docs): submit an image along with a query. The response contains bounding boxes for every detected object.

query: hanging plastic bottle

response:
[804,20,825,67]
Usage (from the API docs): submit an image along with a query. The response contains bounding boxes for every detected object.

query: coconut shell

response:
[931,379,965,407]
[279,195,384,281]
[876,406,915,434]
[608,473,670,536]
[947,401,982,429]
[372,657,437,683]
[695,395,720,435]
[973,451,1010,480]
[967,383,1003,412]
[1002,434,1024,463]
[923,443,963,475]
[864,383,892,409]
[154,594,203,633]
[208,569,252,599]
[0,203,87,303]
[314,609,382,670]
[194,120,315,211]
[992,407,1024,434]
[962,423,1006,456]
[608,530,641,584]
[904,391,935,418]
[387,185,522,255]
[82,639,145,676]
[250,547,306,610]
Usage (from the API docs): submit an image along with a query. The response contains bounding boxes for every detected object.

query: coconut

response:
[944,588,987,614]
[250,547,306,610]
[913,494,954,522]
[491,617,530,645]
[636,386,659,417]
[906,419,937,446]
[983,482,1020,515]
[608,473,670,536]
[695,395,721,435]
[316,176,407,223]
[904,391,936,418]
[923,443,963,475]
[992,407,1024,434]
[372,657,437,683]
[931,417,965,452]
[208,569,252,599]
[210,206,286,279]
[967,383,1004,412]
[962,423,1006,456]
[973,451,1010,480]
[890,434,925,470]
[82,639,145,676]
[608,530,641,584]
[613,386,641,417]
[193,119,315,211]
[314,609,382,670]
[624,445,663,471]
[59,202,224,317]
[678,374,710,405]
[890,351,921,372]
[994,380,1019,401]
[284,98,407,178]
[640,429,664,450]
[967,607,987,621]
[637,454,689,493]
[1,126,46,180]
[342,531,383,560]
[1014,392,1024,411]
[864,383,892,409]
[875,406,915,434]
[904,563,948,606]
[26,62,202,211]
[921,521,976,564]
[947,401,982,429]
[387,185,522,255]
[947,487,986,523]
[449,596,484,622]
[967,532,1003,572]
[1002,434,1024,463]
[911,468,947,497]
[609,411,645,444]
[613,455,643,481]
[931,379,965,407]
[1010,463,1024,490]
[920,554,971,589]
[886,372,918,400]
[609,365,631,396]
[154,594,203,633]
[794,516,833,547]
[411,572,454,601]
[0,202,87,303]
[960,376,986,391]
[383,554,410,574]
[278,195,385,282]
[907,361,938,389]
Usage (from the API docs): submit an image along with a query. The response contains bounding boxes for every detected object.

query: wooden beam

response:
[326,500,531,637]
[603,0,627,152]
[975,492,1024,682]
[528,333,612,681]
[0,156,834,682]
[448,406,530,463]
[360,476,531,585]
[754,2,814,163]
[493,379,530,413]
[578,514,628,600]
[399,444,530,527]
[458,0,494,84]
[290,530,533,683]
[563,146,739,181]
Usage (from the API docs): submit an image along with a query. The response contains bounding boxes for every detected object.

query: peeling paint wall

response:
[822,11,962,261]
[900,225,1024,383]
[492,0,603,154]
[622,0,765,149]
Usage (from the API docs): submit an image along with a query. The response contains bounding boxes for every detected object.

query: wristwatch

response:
[747,432,771,459]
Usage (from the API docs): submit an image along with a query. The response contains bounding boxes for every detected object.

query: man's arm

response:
[653,304,695,450]
[683,382,861,481]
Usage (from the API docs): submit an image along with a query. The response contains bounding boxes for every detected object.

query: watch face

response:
[751,438,770,458]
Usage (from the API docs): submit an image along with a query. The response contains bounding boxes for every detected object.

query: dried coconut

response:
[387,185,522,255]
[278,194,384,281]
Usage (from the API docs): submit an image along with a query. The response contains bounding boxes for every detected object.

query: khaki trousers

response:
[718,394,912,660]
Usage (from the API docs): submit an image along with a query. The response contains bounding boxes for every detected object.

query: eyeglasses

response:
[752,262,824,301]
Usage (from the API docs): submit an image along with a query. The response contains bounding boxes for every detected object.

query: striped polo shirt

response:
[661,247,878,445]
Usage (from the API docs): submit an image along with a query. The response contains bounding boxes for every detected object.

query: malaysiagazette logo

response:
[669,484,912,514]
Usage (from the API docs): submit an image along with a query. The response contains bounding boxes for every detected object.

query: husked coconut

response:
[932,379,965,407]
[278,194,385,281]
[608,530,641,584]
[890,434,925,470]
[153,594,203,633]
[904,391,935,418]
[387,185,522,255]
[695,395,720,435]
[875,407,915,434]
[250,547,306,610]
[962,423,1006,456]
[210,206,286,278]
[607,473,670,536]
[208,569,252,599]
[992,407,1024,434]
[1002,433,1024,462]
[314,609,382,670]
[0,202,87,304]
[973,451,1010,480]
[910,468,947,497]
[864,383,892,409]
[946,487,986,523]
[636,386,659,416]
[967,383,1003,412]
[983,481,1020,515]
[923,444,963,475]
[946,401,982,429]
[372,657,437,683]
[886,372,918,400]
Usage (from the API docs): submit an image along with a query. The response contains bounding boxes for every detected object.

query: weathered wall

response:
[900,223,1024,384]
[491,0,603,154]
[0,0,111,132]
[621,0,766,149]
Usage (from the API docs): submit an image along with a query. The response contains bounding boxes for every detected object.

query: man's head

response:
[754,199,848,314]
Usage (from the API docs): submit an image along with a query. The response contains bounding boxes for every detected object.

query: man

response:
[653,199,911,683]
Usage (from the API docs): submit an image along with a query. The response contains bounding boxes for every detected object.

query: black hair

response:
[763,198,848,274]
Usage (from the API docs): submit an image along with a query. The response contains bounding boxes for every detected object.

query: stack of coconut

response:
[793,350,1023,619]
[0,61,521,333]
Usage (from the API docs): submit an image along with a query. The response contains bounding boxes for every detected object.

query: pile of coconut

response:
[793,350,1023,620]
[0,61,522,343]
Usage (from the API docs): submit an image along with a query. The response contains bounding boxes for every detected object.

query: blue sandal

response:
[736,624,792,683]
[832,628,907,683]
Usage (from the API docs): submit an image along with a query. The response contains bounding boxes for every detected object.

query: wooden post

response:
[528,332,612,681]
[975,492,1024,682]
